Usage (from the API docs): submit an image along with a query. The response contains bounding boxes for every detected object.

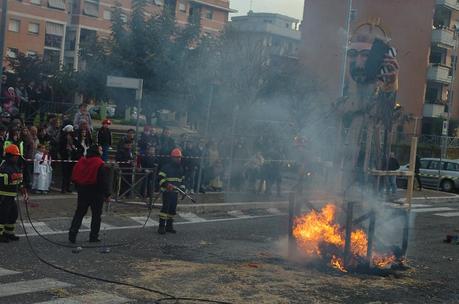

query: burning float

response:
[289,202,409,274]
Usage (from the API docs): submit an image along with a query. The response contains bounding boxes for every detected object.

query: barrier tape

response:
[21,154,300,164]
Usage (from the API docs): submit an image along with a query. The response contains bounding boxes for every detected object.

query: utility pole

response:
[340,0,353,96]
[0,0,8,97]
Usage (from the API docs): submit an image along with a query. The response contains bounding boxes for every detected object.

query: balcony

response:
[423,103,446,118]
[427,64,452,84]
[432,28,455,48]
[437,0,459,11]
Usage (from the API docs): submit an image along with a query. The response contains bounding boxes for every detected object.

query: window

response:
[8,19,20,32]
[154,0,163,5]
[28,22,39,34]
[205,8,213,19]
[83,0,99,17]
[103,10,111,20]
[446,162,459,171]
[43,49,60,64]
[30,0,40,4]
[420,160,429,169]
[6,48,18,58]
[45,22,64,48]
[428,160,444,170]
[178,2,186,12]
[48,0,65,10]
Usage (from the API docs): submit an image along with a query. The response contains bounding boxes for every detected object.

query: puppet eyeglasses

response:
[347,49,371,59]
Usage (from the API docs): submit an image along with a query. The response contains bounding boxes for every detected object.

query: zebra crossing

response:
[17,209,286,237]
[0,266,133,304]
[390,203,459,217]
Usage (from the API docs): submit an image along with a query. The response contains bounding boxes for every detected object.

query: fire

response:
[293,203,396,272]
[331,255,347,273]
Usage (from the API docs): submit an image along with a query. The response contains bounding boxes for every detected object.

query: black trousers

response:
[69,188,104,239]
[159,191,178,221]
[415,173,423,190]
[0,196,18,235]
[61,162,74,192]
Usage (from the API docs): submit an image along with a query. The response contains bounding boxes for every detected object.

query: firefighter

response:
[158,148,185,235]
[0,144,28,243]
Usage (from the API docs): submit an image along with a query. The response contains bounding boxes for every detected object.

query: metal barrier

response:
[113,166,158,206]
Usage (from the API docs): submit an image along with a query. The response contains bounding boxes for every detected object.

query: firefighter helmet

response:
[170,148,182,158]
[5,144,20,156]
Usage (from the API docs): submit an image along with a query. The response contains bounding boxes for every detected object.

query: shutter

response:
[45,22,64,36]
[83,1,99,17]
[48,0,65,10]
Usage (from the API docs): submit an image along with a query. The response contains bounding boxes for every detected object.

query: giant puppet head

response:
[348,19,391,85]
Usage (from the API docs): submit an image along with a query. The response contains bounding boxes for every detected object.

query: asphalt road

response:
[1,197,459,304]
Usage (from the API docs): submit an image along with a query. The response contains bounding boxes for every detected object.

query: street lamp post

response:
[0,0,8,96]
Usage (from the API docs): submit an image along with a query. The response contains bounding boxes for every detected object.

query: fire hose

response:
[16,190,232,304]
[173,185,197,204]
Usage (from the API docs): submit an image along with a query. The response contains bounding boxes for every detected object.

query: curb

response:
[119,200,289,214]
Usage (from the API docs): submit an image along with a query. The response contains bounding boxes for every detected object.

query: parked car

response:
[397,158,459,192]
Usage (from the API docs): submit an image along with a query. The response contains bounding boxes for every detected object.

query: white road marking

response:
[0,267,20,277]
[130,216,158,227]
[81,217,113,229]
[34,291,132,304]
[0,278,72,297]
[228,210,252,218]
[385,203,432,209]
[411,207,456,213]
[17,214,287,237]
[21,222,55,235]
[178,212,206,222]
[266,208,282,214]
[434,212,459,217]
[395,195,459,203]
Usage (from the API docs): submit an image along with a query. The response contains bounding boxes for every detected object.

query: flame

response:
[331,255,347,273]
[293,203,396,272]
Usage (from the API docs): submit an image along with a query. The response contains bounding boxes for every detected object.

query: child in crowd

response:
[32,144,52,194]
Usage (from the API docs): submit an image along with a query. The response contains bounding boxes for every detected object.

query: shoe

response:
[68,233,76,244]
[89,238,101,243]
[0,234,10,243]
[166,220,176,234]
[5,234,19,241]
[157,226,166,234]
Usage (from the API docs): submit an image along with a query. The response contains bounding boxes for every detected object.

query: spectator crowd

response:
[0,99,288,197]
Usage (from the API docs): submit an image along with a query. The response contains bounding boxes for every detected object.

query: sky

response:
[229,0,305,21]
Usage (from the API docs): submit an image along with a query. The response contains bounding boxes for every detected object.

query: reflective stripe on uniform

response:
[159,212,171,220]
[4,224,15,234]
[0,224,4,234]
[0,173,8,185]
[0,191,17,197]
[160,177,182,186]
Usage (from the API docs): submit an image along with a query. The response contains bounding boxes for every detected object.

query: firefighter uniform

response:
[0,145,24,243]
[158,148,184,234]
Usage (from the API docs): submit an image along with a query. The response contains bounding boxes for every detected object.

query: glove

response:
[166,183,174,192]
[180,185,186,192]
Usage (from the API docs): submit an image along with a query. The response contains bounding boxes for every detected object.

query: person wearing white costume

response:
[32,144,52,194]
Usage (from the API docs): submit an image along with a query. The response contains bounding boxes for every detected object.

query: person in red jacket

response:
[68,144,110,243]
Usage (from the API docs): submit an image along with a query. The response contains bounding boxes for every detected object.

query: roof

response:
[189,0,238,13]
[232,11,300,23]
